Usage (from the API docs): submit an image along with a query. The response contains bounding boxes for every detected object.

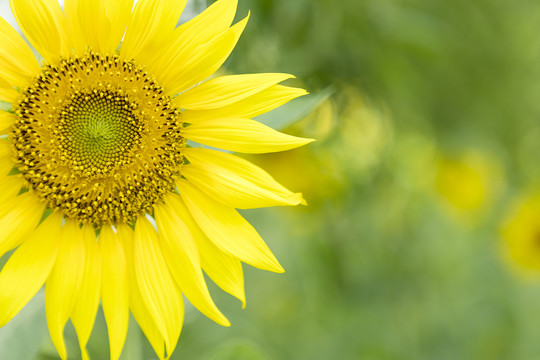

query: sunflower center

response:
[13,53,184,226]
[57,89,143,177]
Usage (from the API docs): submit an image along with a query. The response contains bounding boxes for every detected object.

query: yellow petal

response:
[100,226,130,360]
[122,0,188,61]
[0,175,24,204]
[184,147,302,205]
[65,0,134,54]
[159,14,248,95]
[45,220,86,360]
[181,160,303,209]
[0,192,45,259]
[183,118,314,154]
[63,0,86,55]
[0,138,11,158]
[0,138,14,175]
[71,225,101,360]
[0,111,16,134]
[182,85,308,123]
[128,275,166,360]
[165,195,246,306]
[178,179,284,273]
[0,76,19,103]
[144,0,237,79]
[133,216,184,358]
[0,158,14,178]
[176,73,294,110]
[0,212,62,327]
[0,17,40,87]
[175,0,237,48]
[155,195,230,326]
[10,0,71,64]
[118,224,166,360]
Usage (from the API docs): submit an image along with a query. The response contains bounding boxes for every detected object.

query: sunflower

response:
[0,0,313,359]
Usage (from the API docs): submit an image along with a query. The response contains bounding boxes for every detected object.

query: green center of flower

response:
[12,52,185,226]
[57,90,143,177]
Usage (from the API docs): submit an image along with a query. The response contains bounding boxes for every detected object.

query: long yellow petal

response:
[118,224,166,360]
[183,118,314,154]
[0,17,40,87]
[45,220,86,360]
[0,76,19,103]
[122,0,188,61]
[184,147,302,203]
[0,192,45,259]
[0,175,24,204]
[100,226,130,360]
[182,85,308,123]
[129,278,166,360]
[167,196,246,306]
[0,136,16,178]
[181,162,303,209]
[0,157,13,177]
[65,0,134,54]
[71,225,101,360]
[63,0,85,55]
[133,217,184,358]
[0,138,10,159]
[159,14,248,96]
[178,179,284,273]
[175,0,237,48]
[176,73,294,110]
[0,111,16,135]
[154,195,230,326]
[0,212,62,327]
[10,0,71,64]
[144,0,236,76]
[0,136,14,174]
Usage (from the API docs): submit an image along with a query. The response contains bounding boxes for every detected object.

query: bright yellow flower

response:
[0,0,313,359]
[502,194,540,277]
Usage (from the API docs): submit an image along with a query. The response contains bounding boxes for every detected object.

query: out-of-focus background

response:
[4,0,540,359]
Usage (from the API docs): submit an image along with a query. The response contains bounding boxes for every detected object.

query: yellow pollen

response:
[12,52,184,226]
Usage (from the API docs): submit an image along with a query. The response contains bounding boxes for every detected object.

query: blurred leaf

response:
[209,340,272,360]
[0,290,48,360]
[255,87,333,131]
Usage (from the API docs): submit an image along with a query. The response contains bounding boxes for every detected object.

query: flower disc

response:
[12,53,185,226]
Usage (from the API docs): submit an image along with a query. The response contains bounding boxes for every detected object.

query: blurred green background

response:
[4,0,540,359]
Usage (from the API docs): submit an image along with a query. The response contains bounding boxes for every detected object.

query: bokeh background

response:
[3,0,540,359]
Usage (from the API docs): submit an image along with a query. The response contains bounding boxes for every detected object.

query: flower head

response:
[0,0,313,359]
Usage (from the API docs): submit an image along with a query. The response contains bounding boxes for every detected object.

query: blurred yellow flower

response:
[434,150,503,219]
[502,194,540,276]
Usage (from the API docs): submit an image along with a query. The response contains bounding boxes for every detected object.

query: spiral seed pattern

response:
[12,53,184,226]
